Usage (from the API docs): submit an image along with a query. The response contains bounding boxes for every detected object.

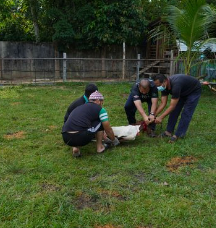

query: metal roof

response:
[176,40,216,52]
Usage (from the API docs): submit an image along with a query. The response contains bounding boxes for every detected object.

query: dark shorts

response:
[62,122,104,147]
[62,131,95,147]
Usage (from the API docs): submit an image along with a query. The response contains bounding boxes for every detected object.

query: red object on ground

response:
[139,121,148,131]
[141,121,148,132]
[133,120,148,132]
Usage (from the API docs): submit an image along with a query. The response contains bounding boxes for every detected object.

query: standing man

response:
[153,74,202,142]
[64,83,98,123]
[62,91,120,157]
[124,79,158,137]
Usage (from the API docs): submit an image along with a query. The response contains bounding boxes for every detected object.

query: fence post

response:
[122,42,125,80]
[54,45,60,81]
[0,58,2,81]
[169,50,174,76]
[63,52,67,82]
[136,54,141,82]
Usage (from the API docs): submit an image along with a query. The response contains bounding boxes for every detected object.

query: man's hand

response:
[155,116,163,124]
[112,137,120,146]
[148,115,155,123]
[144,116,151,125]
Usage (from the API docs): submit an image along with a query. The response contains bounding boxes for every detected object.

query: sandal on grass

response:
[158,131,171,138]
[168,136,178,143]
[97,143,109,154]
[72,148,81,158]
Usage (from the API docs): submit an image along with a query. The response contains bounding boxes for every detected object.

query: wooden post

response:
[102,47,106,78]
[136,54,141,82]
[54,44,60,80]
[169,50,174,76]
[122,42,126,79]
[0,42,3,81]
[63,52,67,82]
[0,58,3,81]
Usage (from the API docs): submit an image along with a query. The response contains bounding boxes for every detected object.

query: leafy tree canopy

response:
[0,0,150,50]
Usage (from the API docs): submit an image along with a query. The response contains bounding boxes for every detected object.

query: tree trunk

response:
[29,0,40,43]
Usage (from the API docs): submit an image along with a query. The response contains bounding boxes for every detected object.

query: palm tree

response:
[166,0,216,74]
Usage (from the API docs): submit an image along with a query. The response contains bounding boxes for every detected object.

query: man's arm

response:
[148,98,158,122]
[102,121,120,146]
[150,98,158,113]
[155,96,168,116]
[155,98,179,123]
[102,121,115,141]
[134,100,149,123]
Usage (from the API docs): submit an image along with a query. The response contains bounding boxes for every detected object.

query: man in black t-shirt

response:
[64,83,98,123]
[62,91,120,157]
[153,74,201,142]
[124,79,158,137]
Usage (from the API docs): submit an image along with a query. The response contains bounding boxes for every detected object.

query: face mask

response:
[157,85,166,91]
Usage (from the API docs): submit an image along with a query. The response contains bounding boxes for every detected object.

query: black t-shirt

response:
[130,80,158,102]
[64,95,88,123]
[62,102,102,132]
[161,74,201,99]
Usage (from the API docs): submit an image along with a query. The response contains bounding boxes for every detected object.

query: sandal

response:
[73,151,81,157]
[168,136,178,143]
[158,131,171,138]
[72,148,81,157]
[97,143,109,153]
[103,137,112,145]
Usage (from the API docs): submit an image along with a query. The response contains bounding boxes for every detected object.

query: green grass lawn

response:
[0,82,216,228]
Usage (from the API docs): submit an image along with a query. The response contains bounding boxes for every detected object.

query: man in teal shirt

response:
[64,83,98,123]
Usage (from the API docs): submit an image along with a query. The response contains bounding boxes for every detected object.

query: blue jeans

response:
[124,94,155,130]
[166,89,201,137]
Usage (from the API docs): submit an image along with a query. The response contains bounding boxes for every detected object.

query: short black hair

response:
[152,74,167,83]
[85,83,98,98]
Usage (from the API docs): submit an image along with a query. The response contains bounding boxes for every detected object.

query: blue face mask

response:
[157,85,166,91]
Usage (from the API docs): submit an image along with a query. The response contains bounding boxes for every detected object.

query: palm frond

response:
[165,0,216,74]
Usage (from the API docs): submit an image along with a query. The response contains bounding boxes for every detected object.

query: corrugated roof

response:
[176,40,216,52]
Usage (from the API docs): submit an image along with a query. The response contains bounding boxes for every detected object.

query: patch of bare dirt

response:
[136,226,153,228]
[41,182,61,192]
[48,125,58,130]
[11,102,21,106]
[95,225,122,228]
[121,93,129,98]
[166,156,197,172]
[98,189,126,201]
[45,125,58,132]
[74,193,100,210]
[4,131,25,139]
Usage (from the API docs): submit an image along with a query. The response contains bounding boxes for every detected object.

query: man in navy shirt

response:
[64,83,98,123]
[124,79,158,137]
[153,74,201,142]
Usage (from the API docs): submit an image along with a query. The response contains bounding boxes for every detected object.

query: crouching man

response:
[62,91,120,157]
